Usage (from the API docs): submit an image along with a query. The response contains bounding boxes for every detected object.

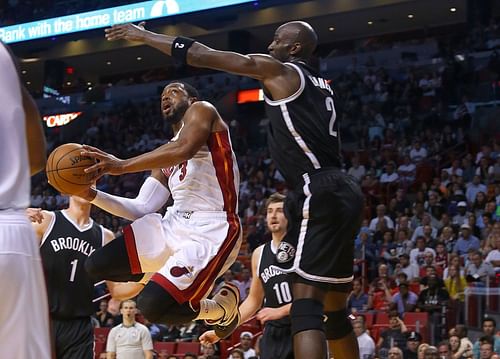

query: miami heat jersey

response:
[162,128,239,213]
[40,211,104,319]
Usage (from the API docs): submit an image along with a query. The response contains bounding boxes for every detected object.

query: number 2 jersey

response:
[263,60,342,190]
[40,211,104,319]
[258,241,293,326]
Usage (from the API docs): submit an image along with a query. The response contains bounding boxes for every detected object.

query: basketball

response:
[46,143,96,194]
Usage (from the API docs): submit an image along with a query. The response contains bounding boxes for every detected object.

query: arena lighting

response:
[0,0,254,44]
[237,88,264,104]
[43,112,82,128]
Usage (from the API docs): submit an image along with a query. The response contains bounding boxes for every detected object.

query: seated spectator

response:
[444,264,467,302]
[479,341,495,359]
[424,346,440,359]
[410,236,436,266]
[94,299,114,328]
[446,160,464,178]
[391,281,418,316]
[396,253,419,282]
[443,255,464,280]
[353,319,376,359]
[466,176,487,206]
[410,140,428,163]
[380,161,400,184]
[389,347,404,359]
[394,229,414,256]
[485,236,500,272]
[348,155,366,181]
[437,341,450,359]
[472,318,500,358]
[416,276,450,314]
[453,325,474,359]
[404,331,423,359]
[376,310,408,353]
[465,251,495,284]
[369,204,395,231]
[367,277,393,311]
[229,332,256,359]
[453,202,471,227]
[418,253,443,278]
[418,343,430,359]
[398,156,417,187]
[412,214,438,242]
[454,224,480,258]
[348,278,369,313]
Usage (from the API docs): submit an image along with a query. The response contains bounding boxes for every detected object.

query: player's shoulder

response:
[189,100,217,112]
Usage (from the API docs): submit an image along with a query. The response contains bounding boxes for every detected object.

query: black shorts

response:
[260,322,293,359]
[52,317,94,359]
[274,168,363,287]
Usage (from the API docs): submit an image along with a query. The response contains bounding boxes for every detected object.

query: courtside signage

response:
[0,0,253,44]
[43,112,82,127]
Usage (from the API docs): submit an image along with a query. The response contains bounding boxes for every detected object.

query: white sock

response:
[195,299,224,321]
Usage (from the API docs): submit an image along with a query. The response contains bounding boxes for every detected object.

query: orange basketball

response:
[46,143,96,194]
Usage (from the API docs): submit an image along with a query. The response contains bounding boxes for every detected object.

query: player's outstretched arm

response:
[27,209,54,244]
[82,101,216,178]
[105,23,286,82]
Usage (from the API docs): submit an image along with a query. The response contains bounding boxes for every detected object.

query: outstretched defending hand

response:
[199,330,221,346]
[105,21,147,42]
[81,145,126,180]
[26,208,43,224]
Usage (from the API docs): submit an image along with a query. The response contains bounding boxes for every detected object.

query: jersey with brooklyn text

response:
[258,241,292,326]
[263,61,341,189]
[40,210,104,319]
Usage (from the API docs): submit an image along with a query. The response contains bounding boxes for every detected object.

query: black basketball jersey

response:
[258,241,292,326]
[263,60,342,189]
[40,211,103,319]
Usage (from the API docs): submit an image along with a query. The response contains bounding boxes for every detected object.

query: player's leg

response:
[86,214,169,282]
[53,318,93,359]
[84,232,144,282]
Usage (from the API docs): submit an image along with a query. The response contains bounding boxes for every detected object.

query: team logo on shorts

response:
[276,241,296,263]
[170,262,194,278]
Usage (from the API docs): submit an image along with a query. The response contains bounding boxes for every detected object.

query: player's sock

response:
[194,299,224,322]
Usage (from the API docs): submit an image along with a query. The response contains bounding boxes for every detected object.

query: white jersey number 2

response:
[325,97,337,137]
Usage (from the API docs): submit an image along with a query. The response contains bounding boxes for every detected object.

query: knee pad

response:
[324,308,352,339]
[290,298,325,336]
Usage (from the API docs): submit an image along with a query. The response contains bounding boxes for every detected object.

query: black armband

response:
[171,36,195,64]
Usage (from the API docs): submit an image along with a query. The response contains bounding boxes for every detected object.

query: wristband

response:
[172,36,195,64]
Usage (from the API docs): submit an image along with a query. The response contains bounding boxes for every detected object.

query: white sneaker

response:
[207,282,240,339]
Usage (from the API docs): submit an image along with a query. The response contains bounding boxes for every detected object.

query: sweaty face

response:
[161,84,191,124]
[268,26,295,62]
[266,202,287,234]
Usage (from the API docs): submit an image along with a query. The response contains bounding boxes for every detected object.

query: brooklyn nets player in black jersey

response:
[28,196,143,359]
[200,193,294,359]
[106,20,364,359]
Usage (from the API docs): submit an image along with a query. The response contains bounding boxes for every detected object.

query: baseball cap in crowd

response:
[240,331,254,339]
[407,331,422,341]
[460,223,471,230]
[457,201,467,207]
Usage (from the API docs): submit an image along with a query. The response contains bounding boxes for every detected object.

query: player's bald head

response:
[276,21,318,59]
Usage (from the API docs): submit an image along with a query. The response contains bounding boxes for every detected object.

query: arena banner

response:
[0,0,253,44]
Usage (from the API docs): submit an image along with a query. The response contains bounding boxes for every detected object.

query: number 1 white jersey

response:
[162,128,239,214]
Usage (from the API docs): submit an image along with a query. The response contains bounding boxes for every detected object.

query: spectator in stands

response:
[454,224,480,257]
[348,278,369,313]
[396,253,419,282]
[370,204,395,231]
[398,156,417,188]
[419,253,443,278]
[438,341,451,359]
[434,242,448,269]
[388,347,404,359]
[466,176,487,206]
[106,300,153,359]
[444,264,467,302]
[348,155,366,181]
[230,332,256,359]
[236,267,252,301]
[412,214,438,242]
[405,331,423,359]
[485,236,500,272]
[418,344,430,359]
[391,281,418,316]
[95,299,115,328]
[479,341,495,359]
[465,250,495,284]
[440,226,457,253]
[453,202,472,227]
[380,161,400,184]
[367,276,393,311]
[183,353,198,359]
[410,236,436,266]
[394,228,414,256]
[353,319,376,359]
[446,160,464,178]
[376,310,408,353]
[424,346,440,359]
[416,276,449,315]
[229,348,245,359]
[410,140,428,163]
[472,318,500,358]
[453,325,474,359]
